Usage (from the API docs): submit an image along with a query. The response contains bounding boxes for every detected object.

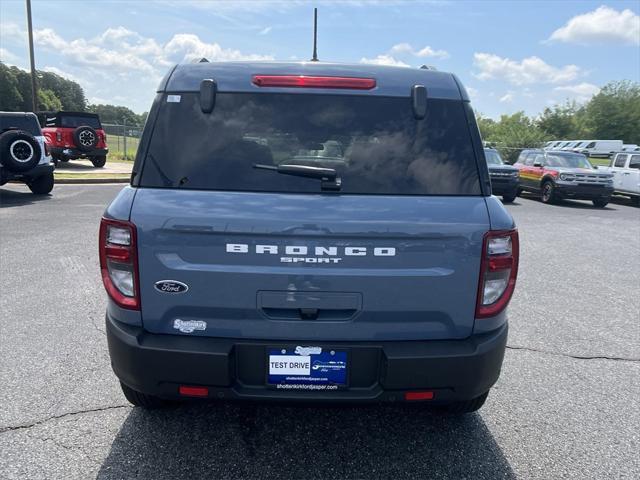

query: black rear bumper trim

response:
[106,314,508,403]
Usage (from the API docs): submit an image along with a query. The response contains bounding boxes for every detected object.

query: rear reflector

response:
[252,75,376,90]
[179,385,209,397]
[405,391,435,401]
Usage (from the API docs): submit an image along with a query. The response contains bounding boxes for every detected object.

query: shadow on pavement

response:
[97,402,515,479]
[0,186,52,207]
[54,160,98,171]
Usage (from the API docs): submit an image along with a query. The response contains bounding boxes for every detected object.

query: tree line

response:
[477,80,640,163]
[0,62,147,125]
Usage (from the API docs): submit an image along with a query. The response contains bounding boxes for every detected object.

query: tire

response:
[90,155,107,168]
[120,381,170,408]
[439,391,489,414]
[502,194,516,203]
[51,156,59,167]
[631,196,640,207]
[73,126,98,152]
[0,130,42,173]
[541,181,556,204]
[27,173,54,195]
[592,198,609,208]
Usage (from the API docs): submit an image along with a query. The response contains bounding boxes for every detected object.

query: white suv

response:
[0,112,55,194]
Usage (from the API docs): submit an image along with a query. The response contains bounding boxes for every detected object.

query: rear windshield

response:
[139,93,482,195]
[59,115,101,129]
[0,115,41,135]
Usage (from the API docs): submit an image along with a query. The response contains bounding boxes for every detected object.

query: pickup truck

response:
[101,61,518,414]
[599,152,640,205]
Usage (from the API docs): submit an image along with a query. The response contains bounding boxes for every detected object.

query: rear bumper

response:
[1,163,54,183]
[106,314,508,403]
[555,183,613,200]
[50,146,108,159]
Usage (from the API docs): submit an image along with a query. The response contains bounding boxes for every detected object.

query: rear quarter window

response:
[0,115,41,136]
[139,93,482,195]
[59,115,102,129]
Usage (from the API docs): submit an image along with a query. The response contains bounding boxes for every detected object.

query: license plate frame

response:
[266,346,349,390]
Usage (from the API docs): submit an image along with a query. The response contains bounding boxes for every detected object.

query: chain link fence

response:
[103,122,143,160]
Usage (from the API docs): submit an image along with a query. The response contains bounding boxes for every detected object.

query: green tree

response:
[87,104,144,125]
[39,70,86,111]
[38,88,63,111]
[0,62,24,111]
[584,81,640,144]
[475,113,497,141]
[537,101,590,140]
[1,64,87,112]
[479,111,549,163]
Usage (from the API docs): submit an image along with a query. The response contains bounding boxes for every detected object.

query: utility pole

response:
[26,0,38,112]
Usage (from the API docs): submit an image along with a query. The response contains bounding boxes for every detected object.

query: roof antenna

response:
[310,8,319,61]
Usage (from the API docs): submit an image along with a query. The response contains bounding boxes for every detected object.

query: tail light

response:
[99,218,140,310]
[44,142,50,156]
[476,230,519,318]
[252,75,376,90]
[56,132,62,142]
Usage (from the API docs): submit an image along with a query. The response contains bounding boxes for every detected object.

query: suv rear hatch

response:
[130,85,490,341]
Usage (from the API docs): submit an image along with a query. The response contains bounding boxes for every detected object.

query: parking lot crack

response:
[507,345,640,363]
[0,404,131,434]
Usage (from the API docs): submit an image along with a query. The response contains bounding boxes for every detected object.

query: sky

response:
[1,0,639,117]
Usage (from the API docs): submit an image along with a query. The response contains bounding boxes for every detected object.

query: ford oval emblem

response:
[154,280,189,294]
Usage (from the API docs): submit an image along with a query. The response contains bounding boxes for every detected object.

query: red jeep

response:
[38,111,109,168]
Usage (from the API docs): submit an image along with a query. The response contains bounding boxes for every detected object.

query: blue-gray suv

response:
[101,61,519,413]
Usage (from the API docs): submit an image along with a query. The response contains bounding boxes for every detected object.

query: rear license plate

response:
[267,347,348,390]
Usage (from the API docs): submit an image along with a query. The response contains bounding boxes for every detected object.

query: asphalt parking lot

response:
[0,184,638,480]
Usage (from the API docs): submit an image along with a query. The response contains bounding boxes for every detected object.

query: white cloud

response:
[361,42,448,68]
[34,27,156,73]
[258,26,273,35]
[415,45,449,59]
[389,43,413,55]
[554,82,600,101]
[473,52,582,85]
[42,66,82,83]
[164,33,273,62]
[549,6,640,45]
[28,24,273,73]
[360,54,410,67]
[499,92,514,103]
[0,47,19,63]
[0,23,274,112]
[466,86,479,99]
[390,42,449,59]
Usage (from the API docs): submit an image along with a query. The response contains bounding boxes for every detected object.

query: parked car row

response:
[484,147,639,208]
[543,139,637,158]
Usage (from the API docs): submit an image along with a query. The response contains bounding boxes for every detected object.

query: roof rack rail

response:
[193,58,209,63]
[419,65,438,71]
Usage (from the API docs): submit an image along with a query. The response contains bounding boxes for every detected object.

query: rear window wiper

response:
[253,163,341,191]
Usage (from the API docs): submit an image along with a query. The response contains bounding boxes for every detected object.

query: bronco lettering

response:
[226,243,396,256]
